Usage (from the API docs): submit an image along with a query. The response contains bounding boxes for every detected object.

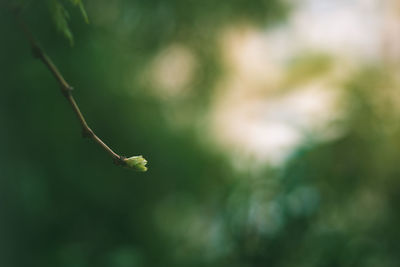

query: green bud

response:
[124,155,148,172]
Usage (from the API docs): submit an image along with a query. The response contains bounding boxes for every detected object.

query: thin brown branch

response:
[15,13,126,166]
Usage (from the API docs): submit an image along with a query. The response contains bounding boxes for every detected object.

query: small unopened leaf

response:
[124,156,148,172]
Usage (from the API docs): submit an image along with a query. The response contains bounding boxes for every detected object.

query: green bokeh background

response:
[1,1,400,266]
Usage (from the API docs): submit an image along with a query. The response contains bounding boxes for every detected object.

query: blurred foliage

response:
[284,53,334,88]
[1,1,400,267]
[48,0,89,45]
[9,0,89,44]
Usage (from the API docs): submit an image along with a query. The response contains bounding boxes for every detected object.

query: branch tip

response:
[124,155,148,172]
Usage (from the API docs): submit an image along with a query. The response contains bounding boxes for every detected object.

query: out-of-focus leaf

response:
[69,0,89,23]
[47,0,89,45]
[77,2,89,23]
[49,0,74,45]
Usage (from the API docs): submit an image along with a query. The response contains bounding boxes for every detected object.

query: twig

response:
[14,12,148,171]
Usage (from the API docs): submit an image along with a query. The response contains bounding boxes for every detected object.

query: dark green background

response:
[1,1,400,266]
